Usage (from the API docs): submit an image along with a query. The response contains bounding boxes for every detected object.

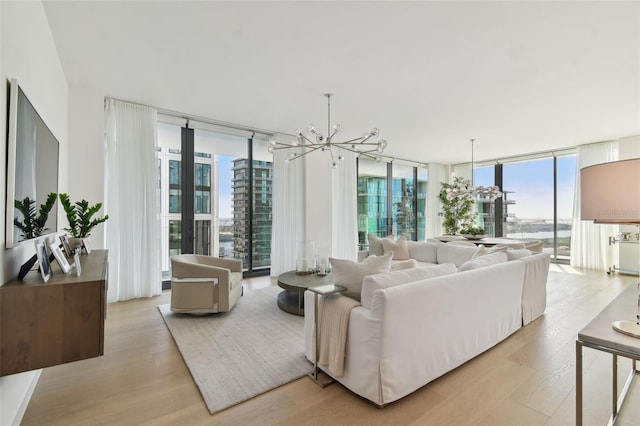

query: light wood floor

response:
[21,266,640,426]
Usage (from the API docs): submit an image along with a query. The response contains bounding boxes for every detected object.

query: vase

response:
[68,237,90,254]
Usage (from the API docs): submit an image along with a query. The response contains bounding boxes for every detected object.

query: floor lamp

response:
[581,158,640,337]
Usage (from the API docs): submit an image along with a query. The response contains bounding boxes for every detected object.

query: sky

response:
[218,156,233,218]
[474,156,576,220]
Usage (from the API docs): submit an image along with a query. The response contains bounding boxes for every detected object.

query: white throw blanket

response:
[317,294,360,377]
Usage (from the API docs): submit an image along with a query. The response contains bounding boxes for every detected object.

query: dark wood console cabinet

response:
[0,249,108,376]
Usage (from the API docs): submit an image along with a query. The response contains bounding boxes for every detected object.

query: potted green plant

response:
[438,177,476,235]
[59,193,109,250]
[13,193,58,241]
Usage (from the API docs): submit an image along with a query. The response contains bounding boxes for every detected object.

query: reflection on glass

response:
[417,168,428,241]
[169,219,181,258]
[392,164,415,240]
[358,159,389,250]
[473,166,496,236]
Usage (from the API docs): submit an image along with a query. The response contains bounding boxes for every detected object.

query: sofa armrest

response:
[519,252,551,325]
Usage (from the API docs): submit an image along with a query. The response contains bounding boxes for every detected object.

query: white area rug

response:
[158,285,311,414]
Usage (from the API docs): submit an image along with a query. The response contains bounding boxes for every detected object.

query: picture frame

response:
[81,239,91,255]
[34,241,52,282]
[74,250,82,276]
[60,234,73,257]
[49,242,73,274]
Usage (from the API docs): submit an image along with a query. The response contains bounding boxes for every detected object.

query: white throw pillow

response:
[367,234,389,256]
[506,248,533,260]
[436,243,480,267]
[360,263,458,309]
[330,252,392,301]
[473,244,488,258]
[382,236,410,260]
[406,241,438,263]
[458,251,508,272]
[391,259,419,271]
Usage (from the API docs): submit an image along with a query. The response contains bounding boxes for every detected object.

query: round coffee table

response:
[277,271,334,316]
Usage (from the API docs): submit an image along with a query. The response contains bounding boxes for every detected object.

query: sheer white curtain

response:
[332,150,358,260]
[104,99,161,302]
[427,163,447,239]
[270,134,305,276]
[570,141,619,270]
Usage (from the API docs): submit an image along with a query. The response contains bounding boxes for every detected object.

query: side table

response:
[307,284,346,387]
[276,270,334,316]
[576,284,640,425]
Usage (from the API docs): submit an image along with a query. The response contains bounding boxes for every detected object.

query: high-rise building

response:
[232,159,273,269]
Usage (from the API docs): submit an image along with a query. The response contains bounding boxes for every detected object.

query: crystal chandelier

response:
[268,94,388,168]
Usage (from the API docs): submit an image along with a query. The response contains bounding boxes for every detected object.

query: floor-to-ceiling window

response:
[417,167,428,241]
[555,154,577,260]
[358,159,427,249]
[392,163,416,240]
[473,165,496,236]
[503,158,555,253]
[357,159,389,248]
[473,151,577,261]
[157,121,272,278]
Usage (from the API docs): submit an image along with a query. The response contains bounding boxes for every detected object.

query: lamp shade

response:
[580,158,640,224]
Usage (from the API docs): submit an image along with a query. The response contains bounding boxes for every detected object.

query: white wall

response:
[0,1,68,425]
[68,87,107,249]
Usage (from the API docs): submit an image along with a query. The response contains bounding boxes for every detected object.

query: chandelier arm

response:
[290,144,327,159]
[356,147,379,154]
[298,134,315,145]
[339,137,365,144]
[334,141,380,148]
[329,148,336,164]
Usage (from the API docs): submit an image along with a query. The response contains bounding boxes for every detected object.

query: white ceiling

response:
[42,0,640,164]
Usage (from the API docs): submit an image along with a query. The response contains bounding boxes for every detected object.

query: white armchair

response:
[170,254,243,314]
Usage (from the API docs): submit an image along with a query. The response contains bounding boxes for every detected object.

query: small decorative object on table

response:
[34,241,52,282]
[49,242,73,274]
[59,234,74,257]
[296,241,317,275]
[74,248,82,276]
[460,226,487,240]
[59,193,108,255]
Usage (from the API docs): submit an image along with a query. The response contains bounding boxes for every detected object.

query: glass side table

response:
[306,284,346,387]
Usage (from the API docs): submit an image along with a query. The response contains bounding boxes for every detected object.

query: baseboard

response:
[14,369,41,425]
[0,369,41,426]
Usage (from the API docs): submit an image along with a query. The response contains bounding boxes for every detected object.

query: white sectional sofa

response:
[304,239,550,406]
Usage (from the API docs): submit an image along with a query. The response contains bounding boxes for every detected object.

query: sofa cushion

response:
[330,252,393,301]
[367,234,390,256]
[506,248,533,260]
[458,251,508,272]
[382,236,410,260]
[436,243,481,267]
[406,241,438,263]
[391,259,419,271]
[361,263,458,309]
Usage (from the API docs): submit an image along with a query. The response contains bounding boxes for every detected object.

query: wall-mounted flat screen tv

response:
[5,78,60,248]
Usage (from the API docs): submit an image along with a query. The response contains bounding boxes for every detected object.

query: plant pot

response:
[68,237,90,254]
